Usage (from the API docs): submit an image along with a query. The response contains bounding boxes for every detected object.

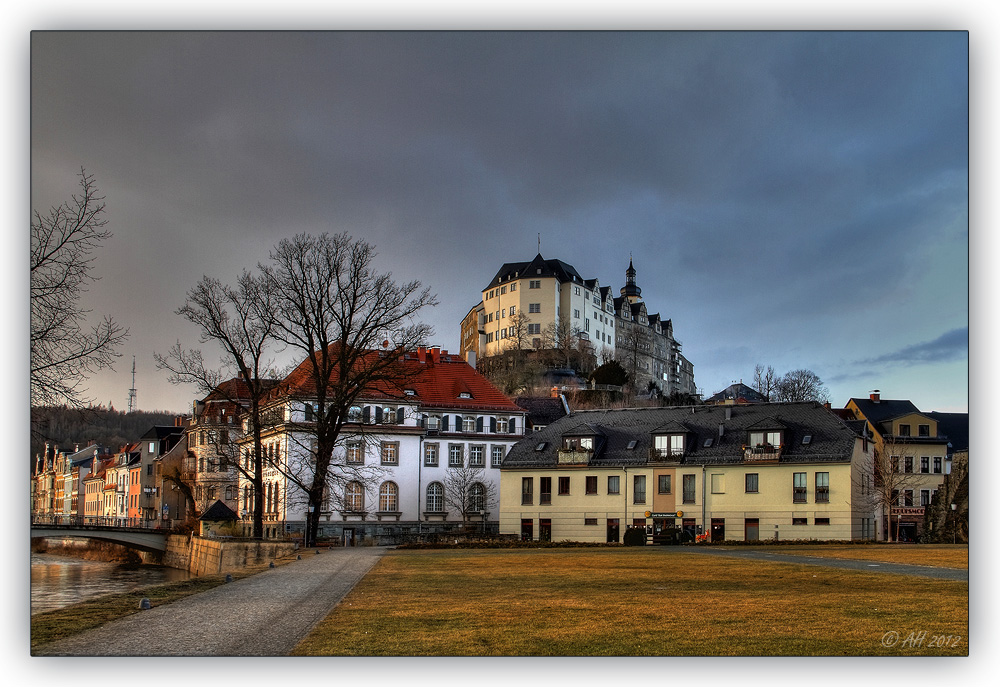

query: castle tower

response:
[620,258,642,304]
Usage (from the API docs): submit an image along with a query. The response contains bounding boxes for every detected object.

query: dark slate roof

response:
[502,401,860,468]
[484,254,586,290]
[140,425,186,442]
[200,500,238,521]
[705,383,767,404]
[515,396,569,426]
[926,412,969,452]
[848,398,921,425]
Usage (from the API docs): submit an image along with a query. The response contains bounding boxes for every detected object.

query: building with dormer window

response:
[500,401,875,543]
[235,345,526,544]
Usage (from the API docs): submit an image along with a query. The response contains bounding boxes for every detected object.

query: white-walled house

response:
[236,346,527,544]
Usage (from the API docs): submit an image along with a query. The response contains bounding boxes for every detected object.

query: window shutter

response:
[476,417,484,433]
[375,407,383,424]
[362,406,371,423]
[442,415,450,432]
[490,417,497,433]
[455,415,463,431]
[509,417,517,434]
[419,414,426,429]
[396,408,405,424]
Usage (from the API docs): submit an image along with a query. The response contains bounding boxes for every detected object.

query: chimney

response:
[417,346,427,364]
[466,351,476,368]
[870,390,881,403]
[431,346,441,364]
[824,401,831,410]
[725,407,732,421]
[718,423,725,437]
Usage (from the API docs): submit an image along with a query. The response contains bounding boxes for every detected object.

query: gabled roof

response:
[515,396,570,426]
[705,383,768,404]
[484,253,586,290]
[273,346,523,413]
[200,500,238,521]
[926,412,969,452]
[503,402,860,468]
[848,398,921,424]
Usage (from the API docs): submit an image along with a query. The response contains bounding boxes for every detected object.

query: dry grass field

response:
[292,547,967,657]
[749,544,968,569]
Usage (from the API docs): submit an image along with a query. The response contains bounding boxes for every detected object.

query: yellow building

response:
[843,393,957,541]
[500,402,875,543]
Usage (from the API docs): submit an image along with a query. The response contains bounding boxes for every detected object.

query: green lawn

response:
[292,547,968,656]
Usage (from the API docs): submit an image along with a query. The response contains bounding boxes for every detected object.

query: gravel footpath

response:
[34,546,387,657]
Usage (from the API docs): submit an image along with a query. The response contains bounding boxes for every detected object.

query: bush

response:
[623,527,647,547]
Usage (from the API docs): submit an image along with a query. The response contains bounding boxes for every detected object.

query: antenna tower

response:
[127,356,137,413]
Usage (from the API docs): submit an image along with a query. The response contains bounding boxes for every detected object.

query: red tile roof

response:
[270,346,522,413]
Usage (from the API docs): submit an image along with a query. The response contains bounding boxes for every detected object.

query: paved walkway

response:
[35,546,387,657]
[675,547,968,581]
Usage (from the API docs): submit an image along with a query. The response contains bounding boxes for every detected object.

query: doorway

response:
[343,528,355,547]
[745,518,759,542]
[711,518,725,542]
[539,519,551,542]
[606,518,620,543]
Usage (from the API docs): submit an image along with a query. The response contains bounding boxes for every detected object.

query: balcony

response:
[743,445,783,463]
[649,448,684,462]
[557,449,592,465]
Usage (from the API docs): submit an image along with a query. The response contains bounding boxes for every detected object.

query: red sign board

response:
[890,507,925,516]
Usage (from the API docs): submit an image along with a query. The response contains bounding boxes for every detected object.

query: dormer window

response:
[563,436,594,451]
[653,434,685,458]
[347,405,363,423]
[458,392,472,399]
[749,431,782,449]
[426,415,441,431]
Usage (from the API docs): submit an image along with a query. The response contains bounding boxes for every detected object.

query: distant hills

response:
[30,406,182,462]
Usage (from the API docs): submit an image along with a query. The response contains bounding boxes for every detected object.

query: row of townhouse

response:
[31,443,111,520]
[460,254,696,397]
[499,401,879,543]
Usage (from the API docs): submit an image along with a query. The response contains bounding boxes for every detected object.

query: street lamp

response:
[480,509,486,534]
[950,503,957,544]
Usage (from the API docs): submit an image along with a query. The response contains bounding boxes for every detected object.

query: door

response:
[343,528,355,547]
[606,518,620,543]
[711,518,725,542]
[521,518,533,541]
[539,519,551,542]
[745,518,759,542]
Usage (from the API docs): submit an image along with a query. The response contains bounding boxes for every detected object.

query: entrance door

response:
[711,518,725,542]
[606,518,620,543]
[682,518,696,542]
[521,518,533,541]
[745,518,759,542]
[343,528,355,547]
[539,519,551,542]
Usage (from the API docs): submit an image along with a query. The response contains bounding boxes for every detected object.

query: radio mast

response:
[127,356,137,413]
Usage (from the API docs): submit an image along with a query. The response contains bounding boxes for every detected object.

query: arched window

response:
[469,482,486,512]
[426,482,443,512]
[345,481,364,512]
[265,483,272,512]
[225,485,234,500]
[273,484,280,513]
[379,481,399,512]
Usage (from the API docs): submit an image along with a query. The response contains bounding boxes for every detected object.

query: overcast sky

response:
[29,30,970,414]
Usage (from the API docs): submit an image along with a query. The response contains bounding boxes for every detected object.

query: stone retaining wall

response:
[163,535,297,575]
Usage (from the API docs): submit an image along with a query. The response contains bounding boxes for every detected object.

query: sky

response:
[27,26,972,416]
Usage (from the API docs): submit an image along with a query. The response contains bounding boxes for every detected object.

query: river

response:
[31,552,192,615]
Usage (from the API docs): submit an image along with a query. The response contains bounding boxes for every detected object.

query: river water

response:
[31,553,192,615]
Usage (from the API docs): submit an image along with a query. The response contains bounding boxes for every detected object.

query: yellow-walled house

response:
[500,401,876,543]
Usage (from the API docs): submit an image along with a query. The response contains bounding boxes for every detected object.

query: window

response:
[562,436,594,451]
[511,282,517,291]
[509,305,516,315]
[891,456,900,473]
[654,434,684,457]
[920,489,932,507]
[521,477,533,505]
[749,431,781,448]
[449,444,464,467]
[345,482,364,511]
[934,457,943,474]
[745,473,759,493]
[682,474,696,503]
[529,280,541,289]
[426,414,441,430]
[424,443,439,467]
[379,482,399,512]
[918,424,930,437]
[529,303,541,313]
[633,475,646,504]
[585,518,598,526]
[469,445,485,467]
[608,475,620,494]
[347,405,363,422]
[380,442,399,465]
[469,483,486,512]
[528,324,541,335]
[815,472,829,503]
[347,441,364,464]
[793,473,807,503]
[463,416,477,432]
[920,457,930,474]
[904,456,913,473]
[898,424,911,437]
[710,474,725,494]
[426,482,444,512]
[658,474,672,494]
[558,476,571,495]
[792,517,807,526]
[903,489,914,507]
[491,445,505,467]
[574,309,580,319]
[539,476,552,504]
[586,475,598,494]
[815,518,830,526]
[496,417,509,433]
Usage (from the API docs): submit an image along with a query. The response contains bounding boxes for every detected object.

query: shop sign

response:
[890,507,925,516]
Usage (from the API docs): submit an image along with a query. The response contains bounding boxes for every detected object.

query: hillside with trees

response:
[30,405,182,462]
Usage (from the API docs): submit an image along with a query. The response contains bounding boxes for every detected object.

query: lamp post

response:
[950,503,957,544]
[480,509,486,534]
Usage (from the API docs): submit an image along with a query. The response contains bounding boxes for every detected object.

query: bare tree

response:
[615,319,651,393]
[855,433,924,542]
[263,233,437,547]
[773,369,830,403]
[751,364,778,402]
[443,463,497,529]
[154,271,279,539]
[543,315,587,369]
[30,168,128,407]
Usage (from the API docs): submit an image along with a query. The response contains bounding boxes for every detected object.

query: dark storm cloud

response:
[858,327,969,367]
[29,31,969,412]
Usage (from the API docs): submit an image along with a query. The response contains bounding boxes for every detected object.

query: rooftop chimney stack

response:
[870,390,881,403]
[718,423,725,437]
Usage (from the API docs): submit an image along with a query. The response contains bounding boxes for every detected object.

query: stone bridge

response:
[31,519,171,553]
